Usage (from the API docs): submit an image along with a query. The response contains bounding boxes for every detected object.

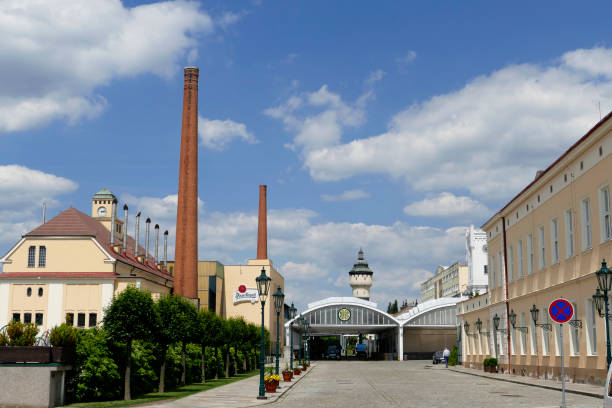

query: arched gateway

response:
[285,296,464,361]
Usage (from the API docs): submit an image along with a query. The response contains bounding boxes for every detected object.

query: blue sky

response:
[3,0,612,310]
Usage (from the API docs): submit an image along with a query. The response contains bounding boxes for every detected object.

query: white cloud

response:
[265,85,368,152]
[198,117,257,150]
[0,0,217,132]
[321,189,371,202]
[397,50,417,67]
[217,10,247,29]
[403,192,489,219]
[122,194,204,221]
[300,47,612,200]
[365,69,385,85]
[0,165,78,220]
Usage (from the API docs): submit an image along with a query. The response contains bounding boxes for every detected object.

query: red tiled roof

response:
[23,208,173,281]
[0,272,117,279]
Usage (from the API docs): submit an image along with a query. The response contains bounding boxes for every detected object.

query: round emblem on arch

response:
[338,308,351,321]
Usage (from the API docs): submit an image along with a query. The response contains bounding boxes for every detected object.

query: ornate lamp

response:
[530,304,552,331]
[509,310,517,328]
[596,259,612,292]
[256,268,271,400]
[594,259,612,369]
[594,289,605,317]
[475,318,482,333]
[493,314,500,331]
[463,321,470,334]
[272,287,285,375]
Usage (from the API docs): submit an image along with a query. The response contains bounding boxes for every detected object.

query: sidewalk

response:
[444,364,604,399]
[141,365,315,408]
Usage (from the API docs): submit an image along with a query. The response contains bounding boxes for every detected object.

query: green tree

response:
[195,309,222,383]
[103,286,158,401]
[155,294,195,392]
[176,298,199,386]
[393,299,399,314]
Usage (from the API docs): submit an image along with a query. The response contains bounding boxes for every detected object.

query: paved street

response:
[269,361,602,408]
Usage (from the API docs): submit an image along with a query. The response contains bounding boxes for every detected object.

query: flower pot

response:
[302,365,307,371]
[0,346,51,363]
[293,367,301,375]
[51,346,75,363]
[265,381,278,393]
[282,371,292,382]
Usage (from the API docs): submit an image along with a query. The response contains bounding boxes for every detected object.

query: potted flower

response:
[0,321,49,363]
[293,366,302,376]
[49,323,77,363]
[282,364,293,382]
[483,357,498,373]
[264,374,281,392]
[301,360,309,371]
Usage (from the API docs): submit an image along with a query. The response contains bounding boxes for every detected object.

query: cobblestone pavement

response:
[269,361,602,408]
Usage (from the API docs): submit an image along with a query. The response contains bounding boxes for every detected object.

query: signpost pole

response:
[560,323,565,408]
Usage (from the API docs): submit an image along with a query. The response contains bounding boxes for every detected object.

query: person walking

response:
[443,346,450,368]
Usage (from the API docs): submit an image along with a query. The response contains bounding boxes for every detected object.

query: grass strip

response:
[64,371,259,408]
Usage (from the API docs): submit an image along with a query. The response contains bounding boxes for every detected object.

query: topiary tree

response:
[175,298,198,386]
[103,286,158,401]
[448,345,459,366]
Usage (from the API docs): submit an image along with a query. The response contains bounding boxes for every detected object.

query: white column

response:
[101,282,114,320]
[0,283,9,327]
[398,326,404,361]
[47,283,64,328]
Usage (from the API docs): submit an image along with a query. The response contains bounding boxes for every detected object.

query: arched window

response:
[38,246,46,267]
[38,288,43,297]
[27,287,32,297]
[28,246,35,267]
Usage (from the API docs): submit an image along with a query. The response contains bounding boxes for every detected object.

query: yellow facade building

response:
[421,262,468,302]
[0,189,173,332]
[458,112,612,384]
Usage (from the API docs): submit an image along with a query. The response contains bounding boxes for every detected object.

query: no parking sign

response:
[549,298,574,323]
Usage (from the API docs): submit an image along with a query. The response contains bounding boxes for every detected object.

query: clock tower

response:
[92,188,122,234]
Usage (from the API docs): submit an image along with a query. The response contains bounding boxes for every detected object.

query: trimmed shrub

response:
[448,345,458,366]
[50,323,77,347]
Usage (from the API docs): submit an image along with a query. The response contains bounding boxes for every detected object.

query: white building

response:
[465,225,488,295]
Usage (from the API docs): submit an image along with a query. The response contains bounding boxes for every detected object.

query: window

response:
[585,298,597,355]
[570,303,579,356]
[517,240,523,279]
[38,246,46,267]
[23,313,32,324]
[581,160,584,170]
[35,313,43,326]
[498,252,503,287]
[550,219,559,264]
[484,265,488,274]
[527,234,534,274]
[490,255,496,287]
[27,246,35,267]
[542,311,550,355]
[26,287,32,297]
[582,198,592,250]
[520,313,527,355]
[508,245,514,283]
[538,226,546,270]
[88,313,97,327]
[77,313,86,327]
[601,186,612,242]
[65,313,74,326]
[12,313,20,322]
[565,209,574,258]
[38,288,43,297]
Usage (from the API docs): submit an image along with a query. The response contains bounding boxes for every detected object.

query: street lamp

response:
[272,287,285,375]
[296,315,304,360]
[288,303,297,370]
[594,259,612,368]
[509,309,528,333]
[256,267,271,400]
[475,318,482,333]
[463,321,470,335]
[529,304,552,331]
[305,321,311,364]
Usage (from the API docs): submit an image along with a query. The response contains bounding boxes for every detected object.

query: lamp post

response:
[475,318,482,333]
[529,305,552,331]
[288,303,297,370]
[509,309,528,333]
[492,313,507,358]
[272,287,285,375]
[296,315,304,361]
[256,267,271,400]
[305,321,311,365]
[593,259,612,369]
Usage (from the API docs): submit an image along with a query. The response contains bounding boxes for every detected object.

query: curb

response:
[448,367,603,399]
[249,364,315,407]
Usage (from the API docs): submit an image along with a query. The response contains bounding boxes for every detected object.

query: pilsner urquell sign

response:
[233,284,259,304]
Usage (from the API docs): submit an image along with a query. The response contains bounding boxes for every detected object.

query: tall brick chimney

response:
[174,67,199,299]
[257,185,267,259]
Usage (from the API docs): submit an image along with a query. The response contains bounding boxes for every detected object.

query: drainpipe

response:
[502,215,511,375]
[122,205,128,255]
[134,212,141,258]
[154,224,160,264]
[145,218,151,263]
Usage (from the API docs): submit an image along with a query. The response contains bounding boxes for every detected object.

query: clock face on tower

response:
[97,206,107,217]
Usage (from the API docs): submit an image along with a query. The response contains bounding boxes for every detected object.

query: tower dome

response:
[349,248,373,300]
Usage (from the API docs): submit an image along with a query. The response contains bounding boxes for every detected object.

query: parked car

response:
[432,351,445,364]
[325,345,341,360]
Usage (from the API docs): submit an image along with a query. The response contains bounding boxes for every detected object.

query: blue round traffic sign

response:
[549,298,574,324]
